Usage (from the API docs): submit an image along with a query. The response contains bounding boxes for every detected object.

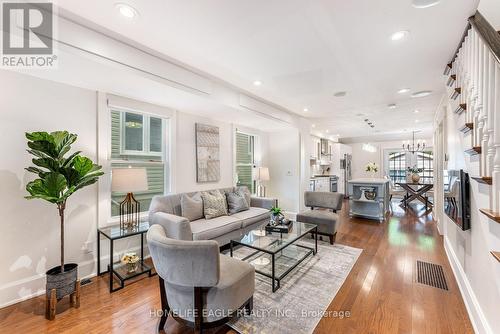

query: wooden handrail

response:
[451,11,500,65]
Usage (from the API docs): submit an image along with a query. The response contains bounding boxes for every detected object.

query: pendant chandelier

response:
[402,131,426,153]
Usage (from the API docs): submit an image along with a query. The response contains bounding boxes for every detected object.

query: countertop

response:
[348,178,389,184]
[311,175,338,178]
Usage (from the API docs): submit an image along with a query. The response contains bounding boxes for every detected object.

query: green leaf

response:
[25,173,67,204]
[27,140,57,158]
[73,156,93,176]
[26,132,54,143]
[51,131,77,159]
[62,151,82,168]
[32,157,60,172]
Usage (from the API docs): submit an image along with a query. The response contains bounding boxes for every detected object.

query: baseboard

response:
[0,246,151,309]
[444,236,492,334]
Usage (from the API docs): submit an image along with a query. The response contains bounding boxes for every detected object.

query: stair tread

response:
[479,208,500,223]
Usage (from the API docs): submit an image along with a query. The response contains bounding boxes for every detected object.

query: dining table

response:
[396,181,434,209]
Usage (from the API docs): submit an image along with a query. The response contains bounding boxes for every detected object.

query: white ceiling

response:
[55,0,479,139]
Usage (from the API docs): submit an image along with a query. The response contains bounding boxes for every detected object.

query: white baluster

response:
[493,63,500,212]
[487,54,496,193]
[480,45,490,176]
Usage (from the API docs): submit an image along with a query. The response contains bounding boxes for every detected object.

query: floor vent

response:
[81,278,93,286]
[416,260,448,291]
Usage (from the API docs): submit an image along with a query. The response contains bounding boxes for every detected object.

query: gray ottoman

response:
[296,191,343,244]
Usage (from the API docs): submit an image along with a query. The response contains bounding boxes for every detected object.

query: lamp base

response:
[257,184,266,197]
[119,192,140,230]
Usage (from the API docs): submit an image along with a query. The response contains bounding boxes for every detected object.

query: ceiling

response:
[56,0,479,139]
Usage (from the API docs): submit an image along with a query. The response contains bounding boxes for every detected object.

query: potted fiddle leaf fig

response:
[24,131,103,319]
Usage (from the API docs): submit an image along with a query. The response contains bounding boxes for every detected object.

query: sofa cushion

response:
[202,191,228,219]
[231,207,270,227]
[296,209,339,235]
[180,192,204,221]
[190,215,242,240]
[165,254,254,322]
[226,191,249,214]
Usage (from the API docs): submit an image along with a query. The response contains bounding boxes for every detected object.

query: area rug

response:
[226,240,362,334]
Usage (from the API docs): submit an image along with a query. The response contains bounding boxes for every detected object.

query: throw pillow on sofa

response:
[201,191,228,219]
[226,191,250,214]
[235,186,251,207]
[180,192,204,221]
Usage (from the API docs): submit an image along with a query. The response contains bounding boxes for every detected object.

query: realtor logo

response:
[1,2,57,68]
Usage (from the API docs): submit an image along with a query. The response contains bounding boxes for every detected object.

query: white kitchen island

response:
[348,178,390,222]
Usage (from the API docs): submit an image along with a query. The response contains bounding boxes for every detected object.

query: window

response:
[121,111,163,156]
[388,151,407,184]
[385,149,434,184]
[111,109,167,216]
[416,150,434,183]
[235,131,255,193]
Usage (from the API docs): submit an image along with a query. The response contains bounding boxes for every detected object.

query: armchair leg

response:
[194,287,203,334]
[329,232,336,245]
[158,277,169,333]
[244,296,254,315]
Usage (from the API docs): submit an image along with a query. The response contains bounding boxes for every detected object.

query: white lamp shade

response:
[254,167,270,181]
[112,168,148,193]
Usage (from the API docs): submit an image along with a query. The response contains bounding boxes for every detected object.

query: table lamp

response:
[254,167,270,197]
[112,168,148,230]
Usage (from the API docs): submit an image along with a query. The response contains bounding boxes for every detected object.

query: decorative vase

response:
[411,173,420,183]
[126,262,138,273]
[270,213,283,226]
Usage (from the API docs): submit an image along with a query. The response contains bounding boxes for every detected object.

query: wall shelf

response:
[492,251,500,262]
[465,146,481,155]
[471,176,492,185]
[479,209,500,223]
[459,123,473,134]
[451,87,461,100]
[454,103,467,115]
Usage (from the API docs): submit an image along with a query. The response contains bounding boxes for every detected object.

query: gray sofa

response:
[149,186,277,245]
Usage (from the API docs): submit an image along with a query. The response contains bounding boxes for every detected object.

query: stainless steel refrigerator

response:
[341,153,352,198]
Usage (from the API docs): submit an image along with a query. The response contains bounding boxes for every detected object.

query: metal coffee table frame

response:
[230,224,317,292]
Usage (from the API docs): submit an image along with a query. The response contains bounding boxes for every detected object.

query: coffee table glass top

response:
[232,221,317,254]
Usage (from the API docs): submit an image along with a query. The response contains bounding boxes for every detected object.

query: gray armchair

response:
[147,224,255,333]
[296,191,343,244]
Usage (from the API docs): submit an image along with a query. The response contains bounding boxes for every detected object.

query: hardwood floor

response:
[0,201,473,334]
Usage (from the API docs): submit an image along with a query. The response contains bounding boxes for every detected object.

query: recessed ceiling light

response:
[415,119,420,123]
[398,88,410,94]
[311,124,316,128]
[303,108,309,112]
[333,91,347,97]
[326,130,330,133]
[391,30,409,41]
[253,80,262,86]
[388,104,397,109]
[115,3,138,19]
[411,90,432,98]
[412,0,440,9]
[414,109,419,113]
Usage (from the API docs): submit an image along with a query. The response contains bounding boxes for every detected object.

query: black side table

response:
[97,221,156,292]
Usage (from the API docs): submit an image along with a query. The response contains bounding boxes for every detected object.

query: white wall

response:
[347,139,432,180]
[0,70,99,307]
[267,130,301,212]
[434,97,500,334]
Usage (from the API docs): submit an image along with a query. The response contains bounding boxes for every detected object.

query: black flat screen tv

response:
[444,169,470,230]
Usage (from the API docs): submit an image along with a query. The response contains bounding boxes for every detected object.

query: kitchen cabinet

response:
[314,177,330,191]
[310,136,321,160]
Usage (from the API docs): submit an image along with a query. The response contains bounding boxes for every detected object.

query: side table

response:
[97,221,156,292]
